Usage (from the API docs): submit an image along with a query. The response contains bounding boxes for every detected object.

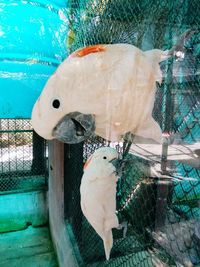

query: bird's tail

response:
[103,230,113,261]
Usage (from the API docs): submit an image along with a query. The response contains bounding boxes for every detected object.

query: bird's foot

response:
[117,221,128,238]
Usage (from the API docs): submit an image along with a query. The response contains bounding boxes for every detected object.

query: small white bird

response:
[80,147,119,260]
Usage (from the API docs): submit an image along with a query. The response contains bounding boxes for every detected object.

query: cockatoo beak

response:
[109,158,120,169]
[112,158,130,177]
[52,111,95,144]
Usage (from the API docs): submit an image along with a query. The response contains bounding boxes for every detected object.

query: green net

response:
[63,0,200,266]
[0,119,48,193]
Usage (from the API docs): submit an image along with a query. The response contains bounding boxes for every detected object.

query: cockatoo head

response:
[32,94,95,144]
[84,147,119,172]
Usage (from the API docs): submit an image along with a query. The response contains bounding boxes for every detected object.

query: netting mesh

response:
[63,0,200,266]
[0,119,48,193]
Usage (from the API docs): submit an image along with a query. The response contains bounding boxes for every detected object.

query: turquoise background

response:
[0,0,68,118]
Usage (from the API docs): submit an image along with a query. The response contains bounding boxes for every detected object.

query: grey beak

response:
[52,112,95,144]
[109,158,120,169]
[110,158,129,176]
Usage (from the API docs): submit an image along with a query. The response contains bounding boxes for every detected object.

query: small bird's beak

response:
[52,112,95,144]
[111,158,129,177]
[109,158,120,169]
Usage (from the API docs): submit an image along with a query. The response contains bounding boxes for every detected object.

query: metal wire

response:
[0,119,48,193]
[63,0,200,266]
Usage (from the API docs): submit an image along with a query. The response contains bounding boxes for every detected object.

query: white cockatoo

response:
[31,30,192,144]
[31,43,170,144]
[80,147,119,260]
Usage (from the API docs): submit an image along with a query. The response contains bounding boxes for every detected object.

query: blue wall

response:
[0,0,68,118]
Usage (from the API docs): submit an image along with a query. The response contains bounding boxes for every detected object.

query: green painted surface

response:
[0,190,48,233]
[0,226,58,267]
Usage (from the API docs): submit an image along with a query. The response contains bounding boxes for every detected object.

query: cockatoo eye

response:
[103,156,107,159]
[52,99,60,109]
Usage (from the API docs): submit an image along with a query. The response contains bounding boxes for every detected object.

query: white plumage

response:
[80,147,119,260]
[31,43,169,143]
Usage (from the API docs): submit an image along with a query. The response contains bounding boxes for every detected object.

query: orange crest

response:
[83,155,93,170]
[71,45,106,58]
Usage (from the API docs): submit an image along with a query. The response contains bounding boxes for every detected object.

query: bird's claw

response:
[117,221,128,238]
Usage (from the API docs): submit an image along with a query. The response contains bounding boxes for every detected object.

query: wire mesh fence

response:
[0,119,48,193]
[63,0,200,266]
[0,0,199,265]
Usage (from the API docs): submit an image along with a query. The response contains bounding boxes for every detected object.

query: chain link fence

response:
[0,0,199,265]
[0,119,48,193]
[63,0,200,266]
